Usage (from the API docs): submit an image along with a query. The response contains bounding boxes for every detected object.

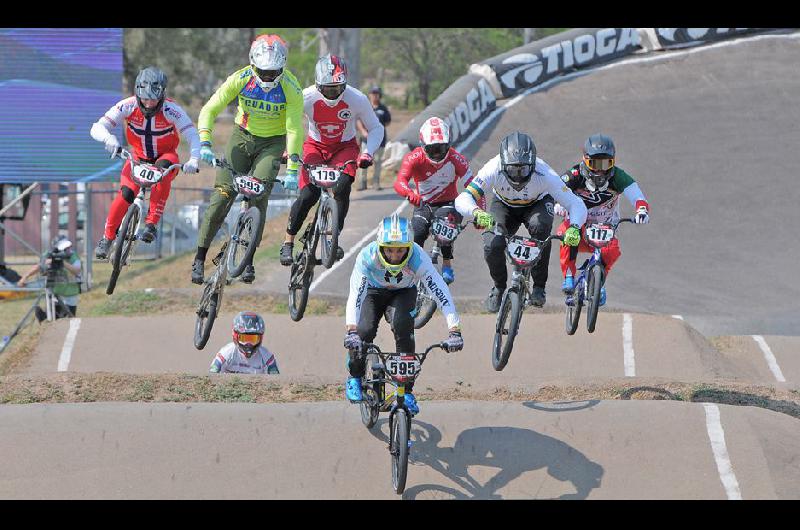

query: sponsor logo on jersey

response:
[425,274,450,308]
[355,275,367,311]
[243,98,286,114]
[337,109,352,120]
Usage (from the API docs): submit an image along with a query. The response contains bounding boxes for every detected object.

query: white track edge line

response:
[703,403,743,500]
[57,318,81,372]
[751,335,786,383]
[623,313,635,377]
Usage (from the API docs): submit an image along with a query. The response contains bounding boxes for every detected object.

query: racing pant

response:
[411,201,462,260]
[196,127,285,254]
[104,152,179,240]
[555,219,621,277]
[286,138,359,236]
[482,196,555,290]
[348,286,417,391]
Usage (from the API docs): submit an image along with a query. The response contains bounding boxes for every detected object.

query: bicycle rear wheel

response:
[288,250,313,322]
[227,207,261,278]
[106,205,139,295]
[492,289,521,371]
[565,282,582,335]
[586,265,604,333]
[194,281,219,350]
[319,197,340,269]
[391,408,410,494]
[360,353,382,429]
[413,281,437,330]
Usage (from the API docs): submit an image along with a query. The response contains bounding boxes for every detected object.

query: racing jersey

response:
[197,66,304,172]
[560,164,648,225]
[209,342,280,374]
[346,242,460,330]
[303,85,384,155]
[90,97,201,162]
[394,147,473,204]
[455,154,588,226]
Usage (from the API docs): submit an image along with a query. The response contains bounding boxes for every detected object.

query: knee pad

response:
[120,186,136,204]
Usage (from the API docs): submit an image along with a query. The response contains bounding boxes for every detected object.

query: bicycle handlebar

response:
[211,156,285,186]
[113,147,183,173]
[362,341,450,357]
[292,154,357,172]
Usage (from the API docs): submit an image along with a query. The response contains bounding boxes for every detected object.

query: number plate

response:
[131,162,164,186]
[431,219,458,243]
[386,355,421,381]
[234,175,265,197]
[586,223,615,246]
[309,167,341,188]
[506,237,540,264]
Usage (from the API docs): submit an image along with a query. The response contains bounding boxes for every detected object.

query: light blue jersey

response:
[346,242,460,329]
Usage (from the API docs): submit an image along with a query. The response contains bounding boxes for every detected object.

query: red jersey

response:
[394,147,473,204]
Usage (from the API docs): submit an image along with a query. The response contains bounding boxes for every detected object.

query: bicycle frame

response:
[504,232,562,307]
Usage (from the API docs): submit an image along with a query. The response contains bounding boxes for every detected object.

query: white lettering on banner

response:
[657,28,679,40]
[478,79,496,113]
[541,44,561,74]
[561,40,574,69]
[574,34,596,64]
[656,28,750,44]
[454,102,471,136]
[466,87,480,122]
[445,113,460,143]
[596,28,617,56]
[687,28,710,39]
[617,28,640,51]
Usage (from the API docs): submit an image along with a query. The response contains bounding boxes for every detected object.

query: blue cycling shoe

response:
[403,392,420,416]
[562,274,575,294]
[599,286,606,307]
[345,377,363,402]
[441,266,454,284]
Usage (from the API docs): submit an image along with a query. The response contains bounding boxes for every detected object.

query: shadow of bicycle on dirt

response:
[367,415,603,500]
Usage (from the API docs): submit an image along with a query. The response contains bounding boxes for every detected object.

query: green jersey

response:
[198,66,304,171]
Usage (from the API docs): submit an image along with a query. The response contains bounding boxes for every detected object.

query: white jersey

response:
[209,343,279,375]
[455,154,588,226]
[303,85,384,155]
[346,242,461,330]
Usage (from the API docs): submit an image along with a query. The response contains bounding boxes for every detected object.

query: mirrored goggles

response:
[319,84,346,100]
[255,67,282,82]
[584,156,615,172]
[236,333,262,346]
[505,164,532,180]
[424,143,449,161]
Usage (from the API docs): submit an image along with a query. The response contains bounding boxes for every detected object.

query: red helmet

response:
[419,117,451,164]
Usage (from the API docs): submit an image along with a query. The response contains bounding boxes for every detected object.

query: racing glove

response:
[357,152,373,169]
[103,135,120,155]
[473,209,495,230]
[443,330,463,352]
[407,191,422,207]
[344,330,363,352]
[200,144,215,166]
[283,169,299,191]
[635,200,650,224]
[563,225,581,247]
[183,157,200,174]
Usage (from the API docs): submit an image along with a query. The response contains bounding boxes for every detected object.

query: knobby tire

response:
[228,207,261,278]
[106,205,139,295]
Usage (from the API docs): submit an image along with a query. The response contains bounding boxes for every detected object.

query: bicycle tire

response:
[106,205,139,295]
[586,265,604,333]
[413,281,437,330]
[391,408,410,494]
[193,282,219,350]
[360,353,382,429]
[565,283,583,336]
[227,207,262,278]
[288,251,313,322]
[319,197,340,269]
[492,289,522,371]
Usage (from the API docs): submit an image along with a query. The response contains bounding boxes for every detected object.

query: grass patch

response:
[89,290,165,316]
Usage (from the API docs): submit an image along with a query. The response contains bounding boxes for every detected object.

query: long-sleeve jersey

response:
[394,147,473,204]
[209,343,279,374]
[303,85,384,155]
[90,97,201,162]
[347,242,461,330]
[455,154,587,226]
[560,164,648,224]
[197,66,304,172]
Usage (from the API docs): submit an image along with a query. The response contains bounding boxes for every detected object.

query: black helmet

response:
[581,133,616,192]
[134,66,168,119]
[500,131,536,191]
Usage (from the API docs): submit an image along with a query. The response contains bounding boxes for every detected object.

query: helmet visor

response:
[423,143,449,162]
[255,67,282,83]
[319,84,345,100]
[135,82,165,101]
[584,156,614,172]
[505,164,532,181]
[236,333,262,346]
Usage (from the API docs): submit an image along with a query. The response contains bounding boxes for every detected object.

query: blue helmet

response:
[376,214,413,275]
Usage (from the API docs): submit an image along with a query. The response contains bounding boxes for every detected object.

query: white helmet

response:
[315,54,348,106]
[419,117,451,164]
[249,34,287,91]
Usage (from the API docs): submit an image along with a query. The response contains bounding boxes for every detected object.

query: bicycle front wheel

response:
[194,282,219,350]
[565,284,582,335]
[391,408,410,494]
[492,289,522,371]
[107,205,139,295]
[318,197,340,269]
[413,281,437,330]
[288,251,313,322]
[228,207,261,278]
[586,265,604,333]
[359,353,382,429]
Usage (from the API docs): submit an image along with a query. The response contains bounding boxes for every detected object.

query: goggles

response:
[319,84,346,100]
[584,156,615,172]
[255,67,282,82]
[505,164,532,180]
[236,333,262,346]
[423,143,449,161]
